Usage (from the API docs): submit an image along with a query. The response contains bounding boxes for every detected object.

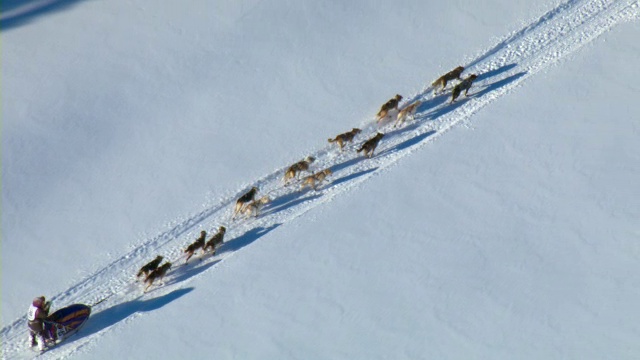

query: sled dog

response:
[376,94,403,122]
[451,74,478,103]
[184,231,207,263]
[300,169,333,191]
[328,128,361,150]
[144,262,172,292]
[394,100,422,128]
[283,156,315,184]
[357,132,385,158]
[241,196,271,218]
[203,226,226,255]
[136,255,164,278]
[432,66,464,93]
[233,187,258,218]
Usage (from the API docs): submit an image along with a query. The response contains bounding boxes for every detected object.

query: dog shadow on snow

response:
[165,223,278,285]
[264,191,323,217]
[251,157,381,217]
[472,71,527,99]
[70,225,282,343]
[163,258,221,287]
[324,168,377,191]
[410,64,521,120]
[424,71,527,120]
[404,63,517,107]
[258,160,381,216]
[323,155,381,188]
[476,63,517,82]
[68,287,194,343]
[66,226,281,343]
[415,92,449,113]
[221,224,281,253]
[376,130,437,158]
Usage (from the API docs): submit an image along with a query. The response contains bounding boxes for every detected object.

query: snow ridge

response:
[2,0,638,358]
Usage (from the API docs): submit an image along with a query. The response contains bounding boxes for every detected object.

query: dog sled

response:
[39,304,91,351]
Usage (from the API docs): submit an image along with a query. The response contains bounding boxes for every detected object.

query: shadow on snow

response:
[424,71,527,120]
[165,259,221,286]
[377,130,437,158]
[221,224,281,253]
[472,71,527,99]
[476,63,518,82]
[326,168,378,190]
[1,0,88,32]
[265,191,323,216]
[70,288,194,343]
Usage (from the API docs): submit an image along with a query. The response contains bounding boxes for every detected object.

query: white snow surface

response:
[2,0,640,358]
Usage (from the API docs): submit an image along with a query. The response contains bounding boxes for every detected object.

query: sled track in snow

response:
[2,0,638,358]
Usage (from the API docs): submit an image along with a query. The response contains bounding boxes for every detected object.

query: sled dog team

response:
[29,64,482,353]
[136,65,479,292]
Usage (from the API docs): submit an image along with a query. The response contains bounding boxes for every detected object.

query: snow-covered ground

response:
[2,0,640,358]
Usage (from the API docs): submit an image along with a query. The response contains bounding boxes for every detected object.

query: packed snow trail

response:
[2,0,638,358]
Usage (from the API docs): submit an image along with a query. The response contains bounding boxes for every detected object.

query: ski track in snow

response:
[2,0,638,358]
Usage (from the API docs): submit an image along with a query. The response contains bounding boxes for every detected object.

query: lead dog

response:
[283,156,315,184]
[357,132,385,158]
[432,66,464,94]
[376,94,403,122]
[450,74,477,103]
[328,128,361,151]
[394,100,422,128]
[300,169,333,191]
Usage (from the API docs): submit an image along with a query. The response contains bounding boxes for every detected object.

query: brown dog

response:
[300,169,333,191]
[357,132,385,158]
[144,262,172,292]
[136,255,164,278]
[283,156,315,184]
[203,226,226,255]
[450,74,477,103]
[240,195,271,218]
[233,187,258,218]
[432,66,464,94]
[376,95,403,122]
[328,128,361,150]
[394,101,422,128]
[184,231,206,263]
